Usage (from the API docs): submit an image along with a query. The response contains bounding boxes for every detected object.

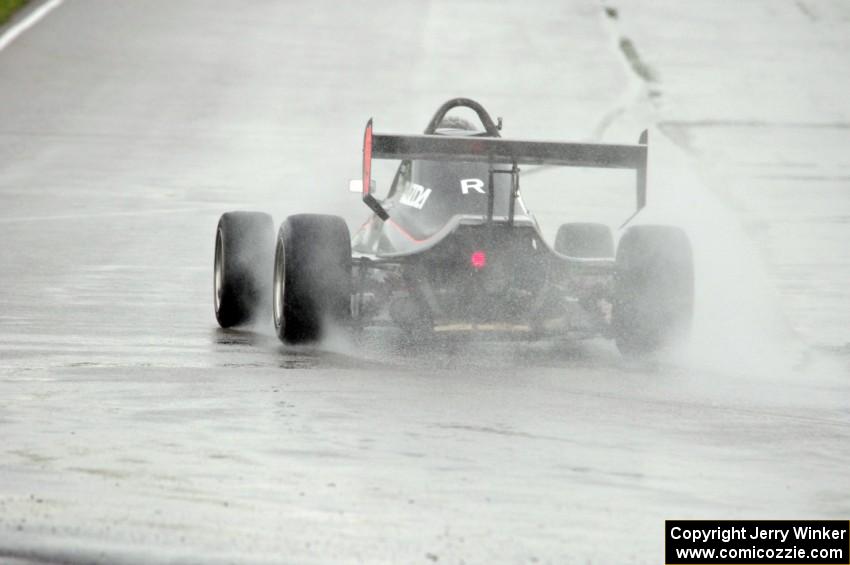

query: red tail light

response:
[470,250,487,270]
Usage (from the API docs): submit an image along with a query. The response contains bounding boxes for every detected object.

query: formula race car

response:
[213,98,693,355]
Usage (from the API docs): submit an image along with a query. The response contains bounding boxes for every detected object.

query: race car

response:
[213,98,693,355]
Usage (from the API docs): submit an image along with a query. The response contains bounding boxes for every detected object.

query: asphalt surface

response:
[0,1,848,564]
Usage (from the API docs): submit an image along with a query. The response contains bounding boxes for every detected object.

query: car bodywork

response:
[349,98,648,337]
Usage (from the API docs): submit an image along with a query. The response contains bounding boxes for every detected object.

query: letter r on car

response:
[460,178,486,195]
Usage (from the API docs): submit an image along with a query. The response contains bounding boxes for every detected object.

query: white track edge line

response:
[0,0,65,52]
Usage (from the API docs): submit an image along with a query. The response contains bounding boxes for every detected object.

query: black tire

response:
[274,214,351,344]
[612,225,693,356]
[214,211,275,328]
[554,222,615,258]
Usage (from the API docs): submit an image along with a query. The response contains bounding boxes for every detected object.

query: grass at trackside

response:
[0,0,28,27]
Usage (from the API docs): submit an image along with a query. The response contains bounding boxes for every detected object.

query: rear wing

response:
[361,119,648,221]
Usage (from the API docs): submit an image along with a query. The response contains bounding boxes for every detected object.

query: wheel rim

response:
[214,228,224,314]
[273,240,285,328]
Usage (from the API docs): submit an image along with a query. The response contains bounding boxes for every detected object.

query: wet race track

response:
[1,1,849,563]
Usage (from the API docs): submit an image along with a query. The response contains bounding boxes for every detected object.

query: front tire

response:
[612,225,693,356]
[274,214,351,344]
[554,222,614,258]
[214,211,275,328]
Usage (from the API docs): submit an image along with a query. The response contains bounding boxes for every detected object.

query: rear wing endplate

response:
[361,120,648,220]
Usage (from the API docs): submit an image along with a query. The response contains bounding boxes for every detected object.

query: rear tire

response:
[612,225,693,356]
[214,211,275,328]
[554,222,614,258]
[274,214,351,344]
